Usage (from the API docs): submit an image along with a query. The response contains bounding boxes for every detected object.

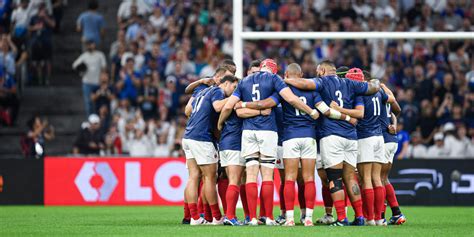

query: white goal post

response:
[232,0,474,78]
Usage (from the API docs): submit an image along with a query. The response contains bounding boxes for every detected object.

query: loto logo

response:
[74,162,118,202]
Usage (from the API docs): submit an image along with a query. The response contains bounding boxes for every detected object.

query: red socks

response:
[304,181,315,209]
[322,186,333,208]
[246,182,258,219]
[197,196,204,214]
[284,180,296,211]
[204,203,212,222]
[259,188,266,217]
[363,188,375,220]
[374,186,385,220]
[217,179,229,213]
[279,182,286,215]
[240,184,249,217]
[189,203,200,220]
[385,184,399,208]
[351,199,364,218]
[184,202,191,220]
[334,200,347,221]
[225,185,240,220]
[297,181,306,209]
[261,181,274,219]
[210,203,222,220]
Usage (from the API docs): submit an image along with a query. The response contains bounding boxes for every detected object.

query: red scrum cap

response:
[260,59,278,74]
[346,67,364,82]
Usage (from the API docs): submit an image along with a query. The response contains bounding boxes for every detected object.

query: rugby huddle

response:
[181,58,407,227]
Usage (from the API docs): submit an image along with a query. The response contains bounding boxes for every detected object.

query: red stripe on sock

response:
[197,195,204,214]
[304,181,316,209]
[259,187,266,217]
[225,185,240,220]
[204,203,212,222]
[334,200,347,221]
[351,199,363,218]
[246,182,258,219]
[217,178,229,214]
[284,180,295,212]
[374,186,385,220]
[261,181,274,219]
[189,203,200,220]
[184,202,191,220]
[210,203,222,220]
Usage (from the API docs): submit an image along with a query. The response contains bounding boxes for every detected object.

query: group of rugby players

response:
[181,58,406,227]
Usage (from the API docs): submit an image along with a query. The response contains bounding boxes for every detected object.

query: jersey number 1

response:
[295,96,307,116]
[372,97,381,116]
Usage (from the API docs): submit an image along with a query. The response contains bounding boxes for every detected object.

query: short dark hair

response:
[336,66,349,78]
[319,59,335,68]
[88,0,99,10]
[220,59,236,74]
[214,66,229,76]
[221,59,236,67]
[249,59,262,69]
[220,75,238,84]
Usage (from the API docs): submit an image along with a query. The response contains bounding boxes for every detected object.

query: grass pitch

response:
[1,206,473,236]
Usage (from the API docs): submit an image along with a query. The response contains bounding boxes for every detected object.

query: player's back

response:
[281,85,317,141]
[220,111,243,150]
[184,86,223,142]
[356,90,387,139]
[316,75,367,140]
[379,94,398,143]
[235,71,286,132]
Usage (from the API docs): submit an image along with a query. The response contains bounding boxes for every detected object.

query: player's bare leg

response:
[260,155,277,225]
[381,163,405,225]
[342,163,364,224]
[200,177,212,222]
[282,158,298,226]
[301,159,316,226]
[358,162,375,225]
[245,152,260,225]
[327,163,348,225]
[186,159,206,225]
[372,163,386,226]
[317,168,334,224]
[200,163,223,225]
[224,165,244,224]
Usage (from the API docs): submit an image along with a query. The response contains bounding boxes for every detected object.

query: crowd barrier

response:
[0,157,473,206]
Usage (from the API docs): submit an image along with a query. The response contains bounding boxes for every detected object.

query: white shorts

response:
[220,150,245,167]
[282,137,317,159]
[357,136,385,164]
[320,135,357,169]
[384,142,398,164]
[275,146,284,169]
[241,130,278,158]
[182,139,218,165]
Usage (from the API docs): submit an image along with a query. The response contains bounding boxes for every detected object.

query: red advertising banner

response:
[44,157,323,206]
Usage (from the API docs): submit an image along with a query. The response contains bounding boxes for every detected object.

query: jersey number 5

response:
[252,84,260,101]
[295,96,307,116]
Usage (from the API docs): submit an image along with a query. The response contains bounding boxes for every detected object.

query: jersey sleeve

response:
[211,88,225,102]
[349,80,369,95]
[380,89,389,103]
[312,77,323,92]
[232,82,242,99]
[313,91,323,104]
[354,96,364,107]
[269,92,281,104]
[272,74,288,93]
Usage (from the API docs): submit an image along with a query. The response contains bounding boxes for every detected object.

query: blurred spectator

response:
[52,0,65,32]
[444,122,471,158]
[395,120,410,159]
[72,40,107,115]
[73,114,104,155]
[128,128,154,157]
[90,72,115,114]
[76,0,105,50]
[0,68,18,126]
[0,0,12,32]
[137,72,158,121]
[426,132,449,158]
[29,4,55,85]
[22,115,55,159]
[408,131,427,158]
[116,57,140,103]
[11,0,29,47]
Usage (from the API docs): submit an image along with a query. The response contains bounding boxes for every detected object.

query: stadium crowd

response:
[70,0,473,159]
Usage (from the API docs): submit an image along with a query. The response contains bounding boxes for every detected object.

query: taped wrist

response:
[328,108,342,119]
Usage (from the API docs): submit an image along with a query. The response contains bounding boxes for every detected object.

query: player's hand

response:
[330,101,340,109]
[261,109,272,116]
[202,78,215,86]
[388,124,397,134]
[349,117,358,126]
[234,101,242,110]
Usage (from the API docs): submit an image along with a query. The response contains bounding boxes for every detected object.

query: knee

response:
[326,168,343,193]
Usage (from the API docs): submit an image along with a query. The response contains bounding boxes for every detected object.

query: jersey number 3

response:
[335,90,343,107]
[252,84,260,101]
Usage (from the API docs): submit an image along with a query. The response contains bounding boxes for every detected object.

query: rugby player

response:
[284,60,380,226]
[182,75,238,225]
[217,59,319,226]
[378,83,406,225]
